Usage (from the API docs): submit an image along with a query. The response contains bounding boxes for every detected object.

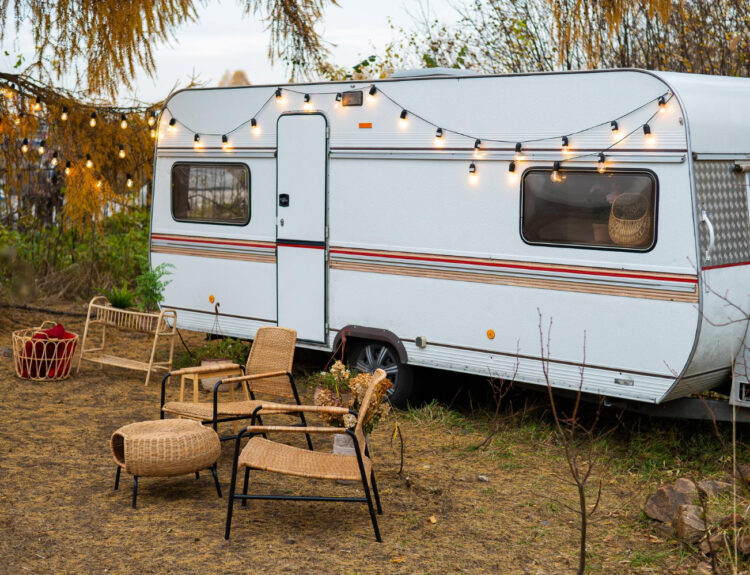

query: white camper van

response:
[150,69,750,415]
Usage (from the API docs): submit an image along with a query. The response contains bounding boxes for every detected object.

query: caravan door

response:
[276,113,328,343]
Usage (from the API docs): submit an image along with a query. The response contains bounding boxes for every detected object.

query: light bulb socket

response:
[515,142,522,153]
[610,120,619,132]
[250,118,257,127]
[303,94,310,103]
[221,135,228,143]
[275,88,282,100]
[22,137,28,145]
[474,139,481,149]
[121,113,127,121]
[335,93,342,102]
[598,152,606,163]
[561,136,569,148]
[435,127,443,138]
[469,162,476,174]
[169,118,176,127]
[52,151,58,159]
[553,161,561,171]
[509,161,516,173]
[39,139,45,147]
[658,95,666,107]
[369,85,377,96]
[194,133,200,142]
[643,124,651,135]
[400,109,407,120]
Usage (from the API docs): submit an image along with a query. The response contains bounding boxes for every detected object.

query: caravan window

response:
[521,169,657,250]
[171,163,250,225]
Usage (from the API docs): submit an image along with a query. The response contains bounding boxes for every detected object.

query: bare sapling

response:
[538,310,606,575]
[477,344,519,449]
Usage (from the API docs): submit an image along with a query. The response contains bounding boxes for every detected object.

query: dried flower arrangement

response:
[313,360,392,434]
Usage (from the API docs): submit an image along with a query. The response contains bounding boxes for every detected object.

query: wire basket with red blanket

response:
[12,321,79,381]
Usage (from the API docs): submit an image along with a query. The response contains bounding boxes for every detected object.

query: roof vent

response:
[390,68,479,79]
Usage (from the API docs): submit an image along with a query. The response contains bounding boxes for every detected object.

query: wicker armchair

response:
[224,369,387,542]
[159,327,311,447]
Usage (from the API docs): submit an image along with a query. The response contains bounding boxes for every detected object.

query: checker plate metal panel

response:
[694,160,750,267]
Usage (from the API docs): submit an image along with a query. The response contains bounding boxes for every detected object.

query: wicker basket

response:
[12,321,79,381]
[608,192,652,247]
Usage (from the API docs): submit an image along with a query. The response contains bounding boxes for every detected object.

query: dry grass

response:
[0,304,742,574]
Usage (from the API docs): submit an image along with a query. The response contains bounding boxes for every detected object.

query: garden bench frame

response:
[77,296,177,386]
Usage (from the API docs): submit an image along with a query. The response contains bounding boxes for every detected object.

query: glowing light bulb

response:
[97,179,103,189]
[643,123,654,145]
[193,133,201,148]
[468,162,478,184]
[515,142,523,161]
[33,97,41,111]
[597,152,606,173]
[118,145,126,159]
[4,88,12,99]
[303,94,312,111]
[85,154,93,168]
[275,88,283,103]
[120,114,128,129]
[20,138,28,153]
[334,93,342,108]
[434,127,444,146]
[508,160,518,182]
[550,161,562,183]
[222,134,231,150]
[147,111,156,126]
[126,173,133,188]
[399,109,408,128]
[51,152,59,167]
[168,118,177,132]
[64,161,71,175]
[658,96,667,113]
[38,140,45,155]
[368,85,377,101]
[14,113,22,126]
[561,136,570,154]
[149,128,156,139]
[61,107,68,121]
[89,113,97,127]
[610,120,619,140]
[251,118,260,135]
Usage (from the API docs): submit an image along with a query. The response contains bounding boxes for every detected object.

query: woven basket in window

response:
[608,192,651,247]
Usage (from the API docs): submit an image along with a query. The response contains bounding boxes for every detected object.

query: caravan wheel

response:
[349,340,414,408]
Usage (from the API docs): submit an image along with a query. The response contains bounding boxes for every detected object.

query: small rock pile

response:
[644,477,750,555]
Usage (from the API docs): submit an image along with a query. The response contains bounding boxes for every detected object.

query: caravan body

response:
[150,69,750,407]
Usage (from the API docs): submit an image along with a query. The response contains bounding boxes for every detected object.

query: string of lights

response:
[163,82,674,182]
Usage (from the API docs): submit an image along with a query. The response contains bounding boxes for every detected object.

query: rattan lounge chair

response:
[159,327,312,447]
[224,369,387,542]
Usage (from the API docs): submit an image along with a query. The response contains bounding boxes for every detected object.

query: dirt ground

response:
[0,304,746,574]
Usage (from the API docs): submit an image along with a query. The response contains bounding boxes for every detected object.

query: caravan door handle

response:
[700,210,715,263]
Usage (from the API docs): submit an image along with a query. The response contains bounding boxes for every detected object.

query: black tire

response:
[348,340,414,408]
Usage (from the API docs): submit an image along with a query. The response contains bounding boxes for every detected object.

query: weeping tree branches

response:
[0,0,338,96]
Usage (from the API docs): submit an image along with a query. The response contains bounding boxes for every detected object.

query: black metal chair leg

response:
[211,464,222,498]
[114,466,121,490]
[132,476,139,509]
[370,471,383,514]
[360,475,381,542]
[299,413,314,451]
[225,465,240,539]
[241,468,250,506]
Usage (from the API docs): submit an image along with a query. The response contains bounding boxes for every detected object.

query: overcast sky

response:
[2,0,460,103]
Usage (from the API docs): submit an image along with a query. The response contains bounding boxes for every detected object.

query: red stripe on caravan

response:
[329,248,698,284]
[151,234,274,250]
[702,260,750,271]
[277,243,325,250]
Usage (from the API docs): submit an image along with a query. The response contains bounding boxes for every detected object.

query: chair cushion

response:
[239,436,372,482]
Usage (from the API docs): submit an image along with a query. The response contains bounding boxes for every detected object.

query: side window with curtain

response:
[171,163,250,225]
[521,169,657,250]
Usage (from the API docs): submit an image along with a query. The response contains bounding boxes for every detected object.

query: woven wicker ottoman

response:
[110,419,222,508]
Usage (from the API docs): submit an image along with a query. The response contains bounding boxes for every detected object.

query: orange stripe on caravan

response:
[151,245,276,263]
[329,260,699,303]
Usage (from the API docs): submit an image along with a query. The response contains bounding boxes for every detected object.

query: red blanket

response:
[19,323,78,379]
